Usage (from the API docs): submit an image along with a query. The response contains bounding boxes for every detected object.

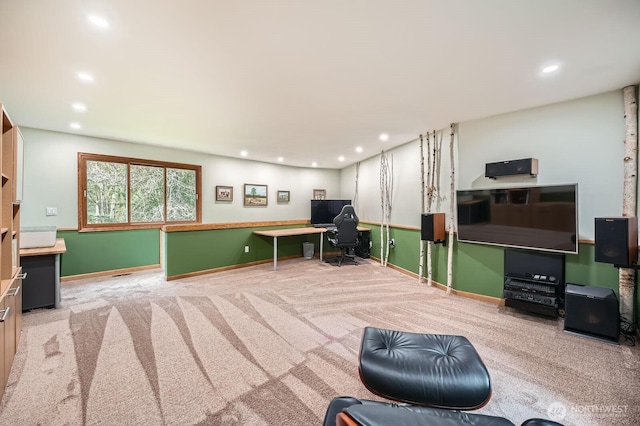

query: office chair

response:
[327,205,359,266]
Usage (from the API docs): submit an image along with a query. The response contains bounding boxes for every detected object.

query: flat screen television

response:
[456,184,578,254]
[310,199,352,226]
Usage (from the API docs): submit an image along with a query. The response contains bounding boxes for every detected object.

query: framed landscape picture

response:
[216,185,233,201]
[277,190,290,203]
[244,183,268,206]
[313,189,326,200]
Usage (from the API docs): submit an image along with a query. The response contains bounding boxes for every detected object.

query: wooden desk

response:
[253,227,326,271]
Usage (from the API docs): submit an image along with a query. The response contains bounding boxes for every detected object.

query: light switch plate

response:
[46,207,58,216]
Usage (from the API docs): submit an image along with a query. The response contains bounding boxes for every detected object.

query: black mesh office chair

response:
[327,205,359,266]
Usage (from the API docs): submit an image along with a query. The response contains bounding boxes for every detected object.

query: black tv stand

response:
[503,249,565,318]
[504,273,561,318]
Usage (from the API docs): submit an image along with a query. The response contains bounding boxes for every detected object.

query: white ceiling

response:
[1,0,639,169]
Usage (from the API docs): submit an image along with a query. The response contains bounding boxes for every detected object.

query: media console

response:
[504,273,561,317]
[503,249,565,318]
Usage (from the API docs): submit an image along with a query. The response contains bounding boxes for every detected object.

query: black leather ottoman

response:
[359,326,492,409]
[322,327,563,426]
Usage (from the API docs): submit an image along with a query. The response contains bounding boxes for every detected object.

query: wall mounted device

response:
[456,184,577,254]
[485,158,538,179]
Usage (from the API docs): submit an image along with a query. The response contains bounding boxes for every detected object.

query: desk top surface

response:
[254,227,326,237]
[20,238,67,257]
[254,226,371,238]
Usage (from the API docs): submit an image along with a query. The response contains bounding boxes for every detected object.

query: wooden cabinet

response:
[0,104,23,398]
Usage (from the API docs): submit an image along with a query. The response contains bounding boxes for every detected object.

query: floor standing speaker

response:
[594,217,638,266]
[564,284,619,342]
[421,213,445,242]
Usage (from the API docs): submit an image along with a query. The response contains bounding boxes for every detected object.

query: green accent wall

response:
[366,223,637,326]
[164,225,323,277]
[58,229,160,276]
[56,224,638,327]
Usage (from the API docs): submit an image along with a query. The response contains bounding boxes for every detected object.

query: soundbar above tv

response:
[456,184,578,254]
[310,199,352,226]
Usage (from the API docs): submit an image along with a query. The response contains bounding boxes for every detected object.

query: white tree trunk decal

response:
[419,131,443,285]
[620,85,638,325]
[419,135,426,282]
[380,151,393,267]
[446,124,457,294]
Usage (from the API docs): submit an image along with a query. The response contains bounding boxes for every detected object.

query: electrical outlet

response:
[389,238,395,248]
[46,207,58,216]
[244,245,250,253]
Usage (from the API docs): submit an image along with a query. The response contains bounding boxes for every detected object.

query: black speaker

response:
[564,284,619,342]
[594,217,638,266]
[485,158,538,179]
[421,213,445,242]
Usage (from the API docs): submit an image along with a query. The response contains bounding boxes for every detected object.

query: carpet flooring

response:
[0,257,638,425]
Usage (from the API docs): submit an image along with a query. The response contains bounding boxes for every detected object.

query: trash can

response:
[302,242,314,259]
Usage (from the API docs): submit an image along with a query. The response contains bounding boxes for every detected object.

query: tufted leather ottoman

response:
[322,327,564,426]
[359,326,492,409]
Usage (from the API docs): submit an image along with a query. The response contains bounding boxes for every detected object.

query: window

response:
[78,153,201,231]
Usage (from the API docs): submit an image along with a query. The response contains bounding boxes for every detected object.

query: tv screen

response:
[456,184,578,254]
[310,199,352,226]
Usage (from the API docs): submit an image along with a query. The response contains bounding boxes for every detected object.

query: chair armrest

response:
[342,404,516,426]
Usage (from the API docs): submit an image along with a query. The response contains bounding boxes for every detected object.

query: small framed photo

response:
[244,183,268,206]
[313,189,326,200]
[216,185,233,202]
[277,190,290,203]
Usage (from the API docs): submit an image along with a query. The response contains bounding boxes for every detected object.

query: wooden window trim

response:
[78,152,202,232]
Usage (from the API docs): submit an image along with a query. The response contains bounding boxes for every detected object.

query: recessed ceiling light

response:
[277,156,284,162]
[240,150,248,157]
[311,162,318,167]
[88,15,109,29]
[70,122,82,130]
[72,102,87,112]
[379,133,389,142]
[338,156,345,162]
[355,146,363,153]
[77,72,94,82]
[541,64,560,74]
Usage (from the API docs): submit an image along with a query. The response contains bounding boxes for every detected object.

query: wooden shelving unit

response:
[0,104,23,399]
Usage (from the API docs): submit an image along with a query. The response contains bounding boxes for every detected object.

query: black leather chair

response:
[327,205,359,266]
[322,326,564,426]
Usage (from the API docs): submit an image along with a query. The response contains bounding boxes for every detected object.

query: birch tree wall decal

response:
[620,85,638,326]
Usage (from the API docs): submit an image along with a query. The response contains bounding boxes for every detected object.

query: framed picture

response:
[216,185,233,202]
[313,189,326,200]
[244,183,268,206]
[277,190,290,203]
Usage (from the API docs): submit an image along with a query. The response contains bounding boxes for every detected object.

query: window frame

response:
[78,152,202,231]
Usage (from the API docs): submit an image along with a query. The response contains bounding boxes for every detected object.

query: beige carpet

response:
[1,258,638,425]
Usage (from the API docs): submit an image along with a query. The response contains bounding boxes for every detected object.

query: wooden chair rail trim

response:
[162,219,309,232]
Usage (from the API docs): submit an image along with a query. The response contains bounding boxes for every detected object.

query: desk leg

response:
[273,236,278,271]
[54,253,61,309]
[319,233,323,262]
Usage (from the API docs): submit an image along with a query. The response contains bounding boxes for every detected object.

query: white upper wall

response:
[19,89,631,240]
[340,128,456,228]
[20,128,340,228]
[458,90,625,240]
[340,89,629,241]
